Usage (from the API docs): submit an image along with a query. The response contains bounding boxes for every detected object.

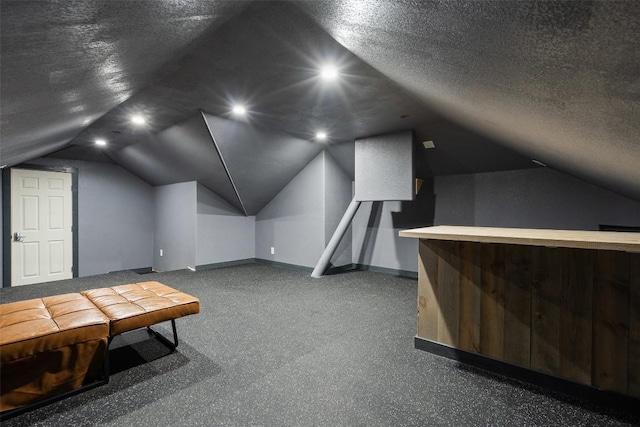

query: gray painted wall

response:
[353,167,640,275]
[434,168,640,230]
[22,158,154,277]
[355,130,414,202]
[197,183,255,266]
[352,177,435,274]
[352,199,430,274]
[326,141,355,180]
[154,182,197,272]
[324,151,353,268]
[256,152,326,268]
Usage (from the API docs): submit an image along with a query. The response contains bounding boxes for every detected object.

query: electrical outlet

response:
[270,247,275,255]
[160,249,163,257]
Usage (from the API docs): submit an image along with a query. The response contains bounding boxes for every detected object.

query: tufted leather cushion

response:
[81,281,200,336]
[0,293,109,411]
[0,293,109,363]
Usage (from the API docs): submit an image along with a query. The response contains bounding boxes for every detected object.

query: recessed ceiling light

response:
[95,139,107,147]
[232,105,246,115]
[131,114,146,125]
[320,66,339,81]
[316,132,327,141]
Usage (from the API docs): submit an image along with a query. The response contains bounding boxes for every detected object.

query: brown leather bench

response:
[0,281,200,418]
[82,281,200,349]
[0,293,110,412]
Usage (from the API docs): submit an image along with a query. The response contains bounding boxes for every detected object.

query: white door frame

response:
[2,164,78,287]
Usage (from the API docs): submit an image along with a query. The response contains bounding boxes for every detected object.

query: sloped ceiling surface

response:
[66,0,440,149]
[2,1,638,202]
[108,113,245,214]
[1,0,536,181]
[0,0,250,166]
[203,114,324,215]
[296,0,640,200]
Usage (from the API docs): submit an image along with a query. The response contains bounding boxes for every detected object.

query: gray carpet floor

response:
[1,264,638,426]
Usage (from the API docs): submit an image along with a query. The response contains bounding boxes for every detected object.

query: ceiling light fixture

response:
[232,105,246,115]
[131,114,146,125]
[95,139,107,147]
[320,65,339,81]
[316,132,327,141]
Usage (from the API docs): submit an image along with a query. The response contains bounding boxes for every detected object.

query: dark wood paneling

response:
[415,236,636,397]
[593,250,629,394]
[560,248,593,385]
[530,246,562,375]
[503,244,532,367]
[417,240,439,340]
[480,243,506,360]
[627,253,639,398]
[436,240,460,346]
[459,242,481,353]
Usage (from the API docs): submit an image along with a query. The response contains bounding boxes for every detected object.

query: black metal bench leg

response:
[104,336,112,383]
[147,319,179,351]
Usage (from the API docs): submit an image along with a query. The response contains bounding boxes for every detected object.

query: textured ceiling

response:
[66,0,441,149]
[2,1,638,202]
[0,0,250,166]
[296,0,640,200]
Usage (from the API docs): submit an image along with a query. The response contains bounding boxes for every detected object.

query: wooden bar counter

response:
[399,226,640,398]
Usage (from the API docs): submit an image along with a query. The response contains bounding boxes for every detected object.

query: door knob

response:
[13,232,25,242]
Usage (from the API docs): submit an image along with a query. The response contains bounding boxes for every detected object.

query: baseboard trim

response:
[254,258,314,273]
[353,264,417,279]
[414,336,640,416]
[130,267,154,274]
[194,259,418,279]
[324,264,356,275]
[196,259,256,271]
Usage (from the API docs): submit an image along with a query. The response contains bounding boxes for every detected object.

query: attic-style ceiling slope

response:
[204,114,324,215]
[296,0,640,201]
[108,113,245,214]
[67,0,440,151]
[2,0,540,181]
[0,0,250,166]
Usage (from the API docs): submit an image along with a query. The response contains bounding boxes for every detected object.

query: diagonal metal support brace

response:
[311,197,361,278]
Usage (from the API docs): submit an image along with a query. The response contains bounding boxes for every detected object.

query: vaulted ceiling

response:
[2,1,639,203]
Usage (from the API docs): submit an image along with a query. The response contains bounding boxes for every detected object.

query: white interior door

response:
[11,168,73,286]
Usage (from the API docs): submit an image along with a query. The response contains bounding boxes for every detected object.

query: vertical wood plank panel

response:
[480,243,505,360]
[560,248,593,385]
[531,246,562,376]
[417,240,439,340]
[593,250,629,394]
[459,241,481,353]
[629,253,640,398]
[503,244,532,367]
[436,240,460,346]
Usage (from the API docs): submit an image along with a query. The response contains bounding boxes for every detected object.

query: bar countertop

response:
[399,225,640,252]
